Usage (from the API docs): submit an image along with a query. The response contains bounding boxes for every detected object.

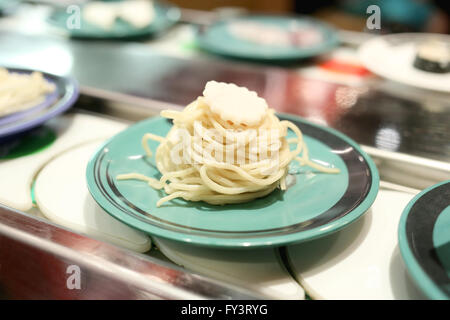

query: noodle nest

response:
[117,98,339,207]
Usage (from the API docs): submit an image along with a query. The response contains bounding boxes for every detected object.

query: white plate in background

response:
[286,189,426,299]
[359,33,450,93]
[0,113,127,211]
[34,140,151,253]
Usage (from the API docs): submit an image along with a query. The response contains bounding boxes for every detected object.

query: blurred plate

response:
[47,1,180,39]
[0,0,20,15]
[398,180,450,300]
[359,33,450,93]
[34,140,152,253]
[196,15,338,61]
[86,114,379,248]
[0,67,78,140]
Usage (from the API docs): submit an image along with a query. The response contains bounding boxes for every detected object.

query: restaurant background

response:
[0,0,449,301]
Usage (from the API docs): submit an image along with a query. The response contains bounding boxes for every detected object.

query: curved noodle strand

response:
[117,98,339,207]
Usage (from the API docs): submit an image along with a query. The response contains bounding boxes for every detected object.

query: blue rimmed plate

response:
[0,67,79,140]
[399,180,450,300]
[86,113,379,248]
[196,15,339,61]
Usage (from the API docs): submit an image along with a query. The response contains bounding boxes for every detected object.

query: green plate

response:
[398,180,450,300]
[86,114,379,248]
[47,1,180,39]
[196,15,338,61]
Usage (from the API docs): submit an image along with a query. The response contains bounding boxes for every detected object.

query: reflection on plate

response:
[0,67,78,140]
[399,180,450,300]
[359,33,450,93]
[86,113,379,248]
[47,1,180,39]
[196,15,338,61]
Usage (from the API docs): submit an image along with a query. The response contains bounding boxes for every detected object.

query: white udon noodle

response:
[0,68,55,117]
[117,98,339,207]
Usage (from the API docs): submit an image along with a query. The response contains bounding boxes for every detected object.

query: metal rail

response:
[0,205,264,299]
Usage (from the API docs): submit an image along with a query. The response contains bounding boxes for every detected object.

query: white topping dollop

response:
[202,81,268,126]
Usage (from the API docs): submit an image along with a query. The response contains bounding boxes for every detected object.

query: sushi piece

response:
[413,40,450,74]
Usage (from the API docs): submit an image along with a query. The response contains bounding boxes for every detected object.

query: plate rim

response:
[0,66,79,139]
[398,180,450,300]
[196,14,339,61]
[86,112,379,248]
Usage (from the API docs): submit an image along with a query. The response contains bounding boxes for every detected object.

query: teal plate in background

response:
[399,180,450,300]
[0,0,19,15]
[47,1,180,39]
[86,114,379,248]
[196,15,339,61]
